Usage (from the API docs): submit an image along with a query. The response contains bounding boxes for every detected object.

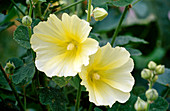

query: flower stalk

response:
[111,6,129,46]
[0,64,24,111]
[75,77,82,111]
[54,0,85,14]
[29,0,33,17]
[87,0,92,22]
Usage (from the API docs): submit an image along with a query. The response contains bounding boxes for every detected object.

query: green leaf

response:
[94,107,103,111]
[149,0,170,49]
[157,68,170,87]
[109,94,137,111]
[39,87,67,111]
[115,35,148,46]
[126,48,142,56]
[52,76,71,88]
[12,51,35,84]
[0,70,8,88]
[150,96,169,111]
[89,33,100,42]
[12,62,35,84]
[0,22,14,32]
[69,75,86,91]
[6,58,24,68]
[110,0,135,7]
[13,25,30,49]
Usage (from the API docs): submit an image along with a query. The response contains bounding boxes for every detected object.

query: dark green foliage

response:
[39,87,67,111]
[157,68,170,87]
[52,76,71,88]
[13,25,31,49]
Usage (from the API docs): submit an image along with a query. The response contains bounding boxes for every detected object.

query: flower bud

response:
[26,0,30,5]
[134,97,147,111]
[22,15,32,26]
[152,75,158,83]
[145,89,158,101]
[92,7,108,21]
[155,65,165,75]
[4,62,15,74]
[141,69,151,80]
[148,61,157,70]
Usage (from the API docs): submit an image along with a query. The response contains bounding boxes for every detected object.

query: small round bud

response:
[155,65,165,75]
[26,0,30,5]
[4,62,15,74]
[22,15,32,26]
[134,97,147,111]
[152,75,158,83]
[141,69,151,80]
[148,61,157,70]
[145,89,158,101]
[92,7,108,21]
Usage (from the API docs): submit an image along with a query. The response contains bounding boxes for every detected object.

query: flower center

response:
[92,73,100,80]
[67,43,75,50]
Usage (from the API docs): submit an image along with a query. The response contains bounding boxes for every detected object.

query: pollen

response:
[67,43,75,50]
[93,73,100,80]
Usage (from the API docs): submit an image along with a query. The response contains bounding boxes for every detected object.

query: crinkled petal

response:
[93,43,130,70]
[62,13,92,42]
[74,38,99,72]
[91,80,130,107]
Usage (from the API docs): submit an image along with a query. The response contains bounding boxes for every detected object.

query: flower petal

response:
[93,43,130,71]
[62,13,92,42]
[99,58,135,92]
[92,80,130,107]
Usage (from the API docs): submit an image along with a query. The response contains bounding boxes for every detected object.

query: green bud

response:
[22,15,32,26]
[148,61,157,70]
[4,62,15,74]
[134,97,147,111]
[26,0,30,5]
[155,65,165,75]
[145,89,158,101]
[92,7,108,21]
[141,69,151,80]
[152,75,158,83]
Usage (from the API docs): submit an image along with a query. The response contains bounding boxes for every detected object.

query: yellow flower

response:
[30,13,99,77]
[79,43,135,107]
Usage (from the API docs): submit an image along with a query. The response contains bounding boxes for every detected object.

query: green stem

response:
[111,6,129,46]
[42,3,51,19]
[75,78,82,111]
[11,0,25,16]
[163,87,170,98]
[87,0,92,22]
[23,86,26,110]
[29,0,33,17]
[146,102,150,111]
[54,0,85,14]
[0,64,24,111]
[88,103,93,111]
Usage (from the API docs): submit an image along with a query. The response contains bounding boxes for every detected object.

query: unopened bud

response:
[152,75,158,83]
[134,97,147,111]
[141,69,151,80]
[22,15,32,26]
[148,61,157,70]
[4,62,15,74]
[145,89,158,101]
[92,7,108,21]
[155,65,165,75]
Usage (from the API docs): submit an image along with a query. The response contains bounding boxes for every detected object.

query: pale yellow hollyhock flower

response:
[79,43,135,107]
[30,13,98,77]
